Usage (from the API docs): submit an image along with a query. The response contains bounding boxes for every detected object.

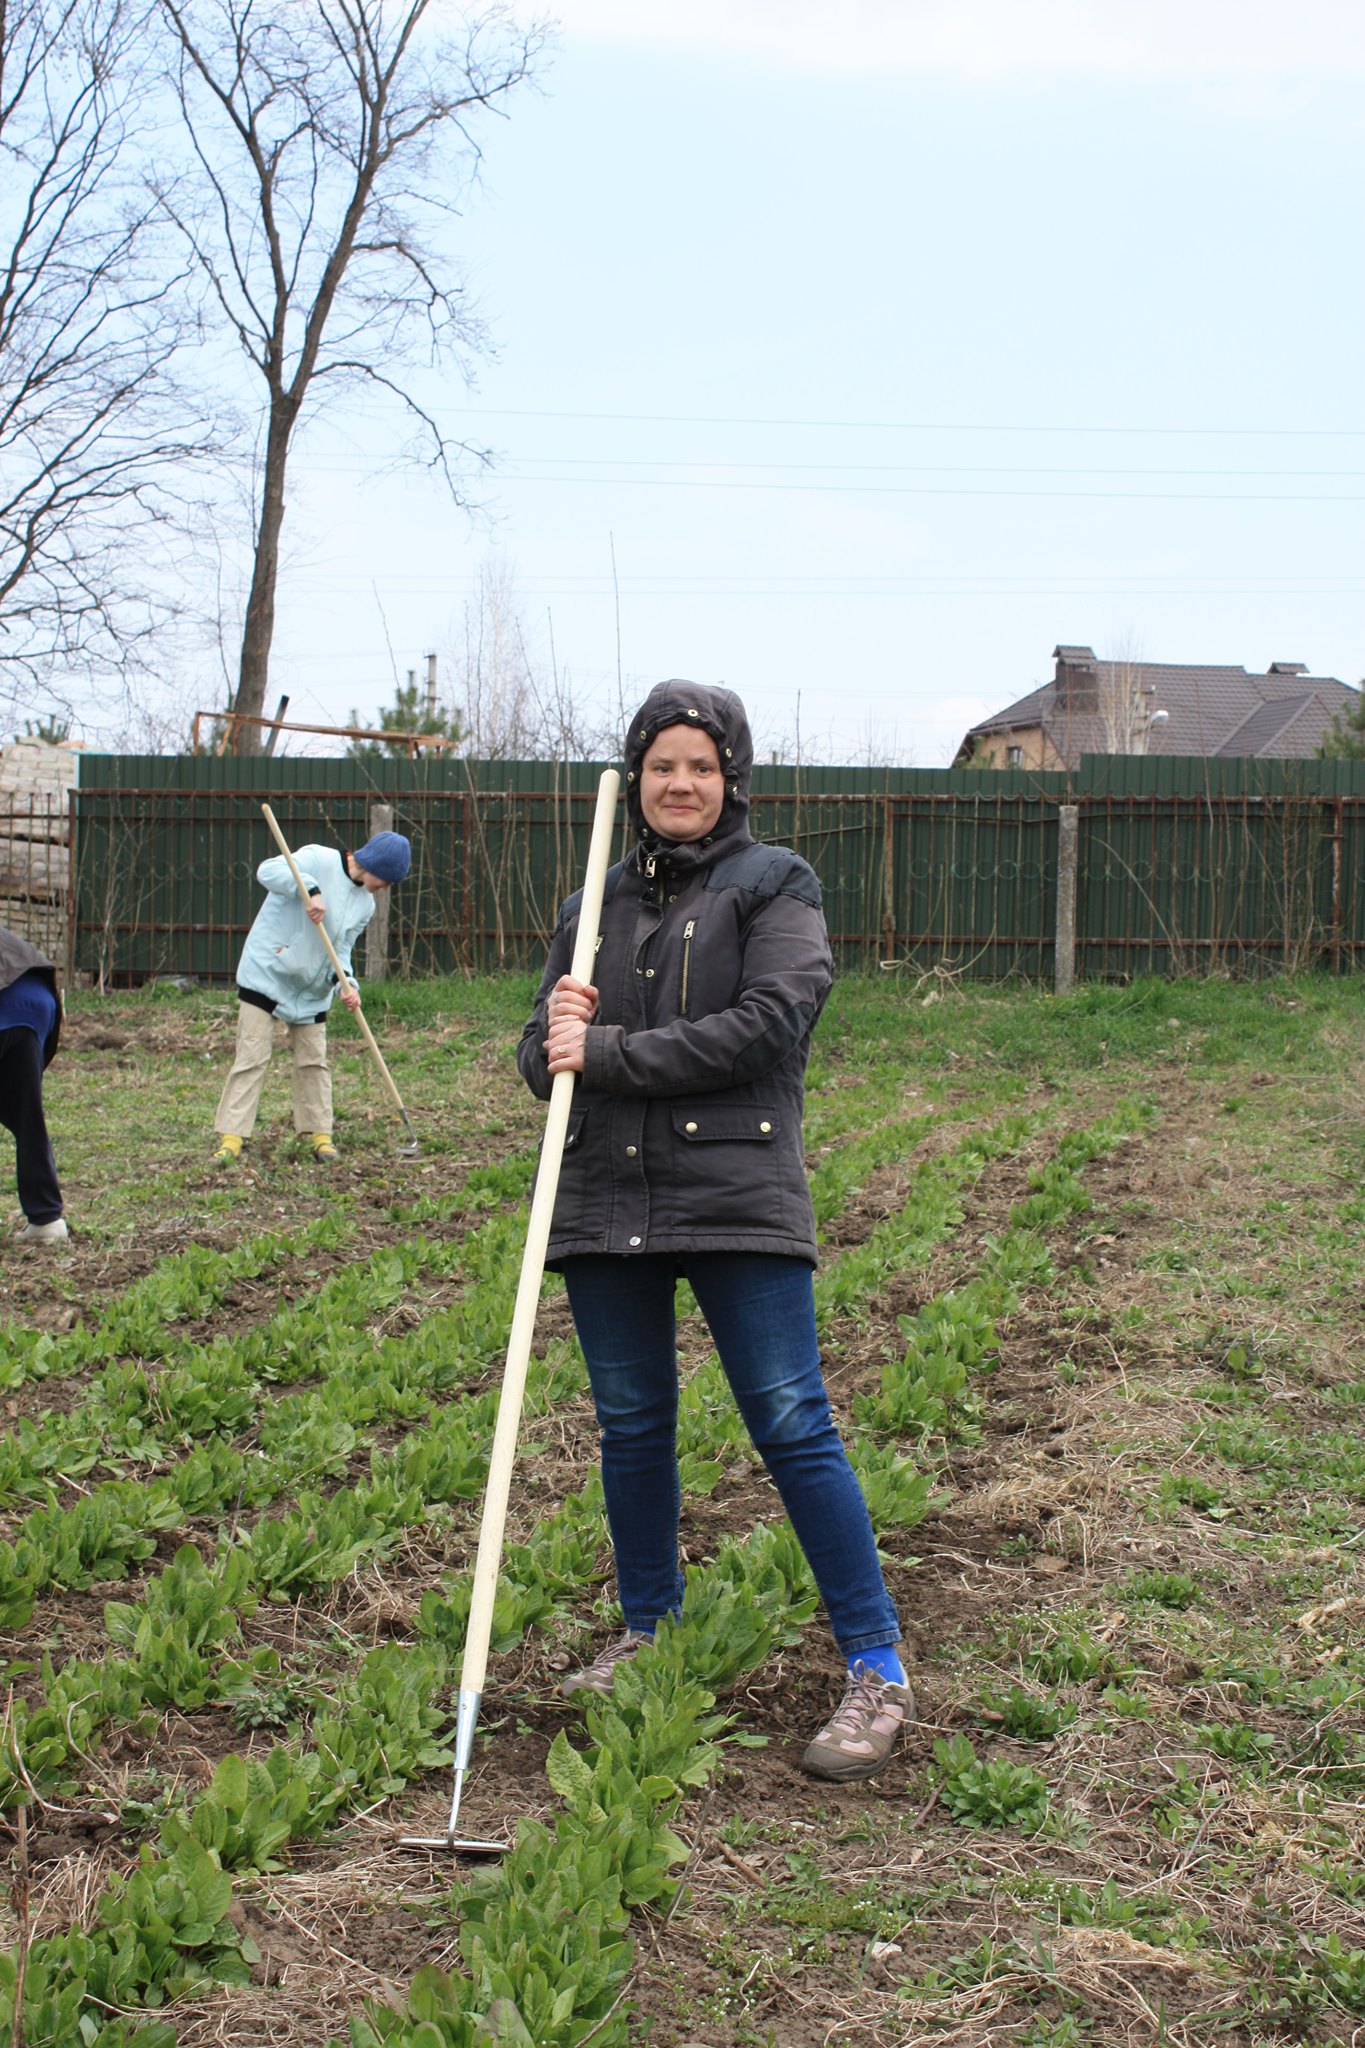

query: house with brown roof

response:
[955,646,1357,769]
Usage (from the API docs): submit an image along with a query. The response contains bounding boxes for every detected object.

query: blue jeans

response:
[561,1252,901,1656]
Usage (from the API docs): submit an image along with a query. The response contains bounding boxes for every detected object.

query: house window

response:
[1006,746,1023,768]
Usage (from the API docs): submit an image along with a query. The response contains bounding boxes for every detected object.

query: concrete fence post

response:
[364,801,393,979]
[1054,803,1078,997]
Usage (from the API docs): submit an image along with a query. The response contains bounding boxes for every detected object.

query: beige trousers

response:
[214,1002,332,1138]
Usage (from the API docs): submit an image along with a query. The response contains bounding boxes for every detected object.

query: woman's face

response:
[639,724,725,841]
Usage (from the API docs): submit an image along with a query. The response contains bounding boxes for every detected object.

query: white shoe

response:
[15,1218,68,1245]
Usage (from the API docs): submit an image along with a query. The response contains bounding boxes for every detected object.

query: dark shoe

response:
[559,1630,651,1698]
[801,1663,914,1782]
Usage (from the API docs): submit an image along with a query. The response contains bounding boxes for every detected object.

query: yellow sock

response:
[215,1133,243,1157]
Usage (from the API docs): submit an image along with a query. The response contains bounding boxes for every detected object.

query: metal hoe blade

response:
[399,1688,507,1857]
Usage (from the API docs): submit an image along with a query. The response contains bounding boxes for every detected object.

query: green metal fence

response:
[66,752,1365,986]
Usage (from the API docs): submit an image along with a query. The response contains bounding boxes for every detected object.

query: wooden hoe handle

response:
[460,769,621,1697]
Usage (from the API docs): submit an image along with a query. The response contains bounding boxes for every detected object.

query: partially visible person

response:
[0,924,67,1245]
[213,830,410,1165]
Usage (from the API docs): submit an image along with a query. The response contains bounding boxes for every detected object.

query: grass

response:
[2,970,1365,2046]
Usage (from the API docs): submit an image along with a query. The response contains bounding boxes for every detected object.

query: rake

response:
[400,767,621,1855]
[260,804,421,1155]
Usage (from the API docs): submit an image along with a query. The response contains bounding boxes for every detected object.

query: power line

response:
[497,472,1365,504]
[283,575,1365,600]
[449,405,1365,439]
[280,450,1365,482]
[511,457,1365,480]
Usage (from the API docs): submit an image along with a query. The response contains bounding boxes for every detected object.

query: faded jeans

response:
[561,1252,901,1656]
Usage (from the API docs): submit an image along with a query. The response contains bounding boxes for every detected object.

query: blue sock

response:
[849,1644,905,1686]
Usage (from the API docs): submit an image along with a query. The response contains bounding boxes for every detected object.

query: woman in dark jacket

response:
[517,681,910,1781]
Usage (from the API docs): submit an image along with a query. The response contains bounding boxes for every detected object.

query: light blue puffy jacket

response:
[235,846,375,1025]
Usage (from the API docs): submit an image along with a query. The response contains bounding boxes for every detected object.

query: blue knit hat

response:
[354,830,411,884]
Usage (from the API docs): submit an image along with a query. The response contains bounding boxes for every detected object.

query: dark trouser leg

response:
[0,1028,63,1224]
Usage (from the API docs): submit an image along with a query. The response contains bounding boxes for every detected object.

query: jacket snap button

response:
[686,707,698,718]
[645,967,655,977]
[626,1145,638,1157]
[629,1235,642,1246]
[760,1121,772,1133]
[685,1120,698,1134]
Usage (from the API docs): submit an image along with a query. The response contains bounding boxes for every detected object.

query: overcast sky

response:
[252,0,1365,764]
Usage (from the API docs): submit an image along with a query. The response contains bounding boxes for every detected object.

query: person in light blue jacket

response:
[212,831,410,1164]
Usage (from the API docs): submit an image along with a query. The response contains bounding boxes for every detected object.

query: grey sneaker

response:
[15,1218,68,1245]
[801,1663,914,1782]
[559,1630,651,1697]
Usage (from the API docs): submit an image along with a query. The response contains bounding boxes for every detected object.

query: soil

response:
[1,1037,1360,2048]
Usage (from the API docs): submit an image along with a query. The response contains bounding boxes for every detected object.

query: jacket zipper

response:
[680,918,696,1013]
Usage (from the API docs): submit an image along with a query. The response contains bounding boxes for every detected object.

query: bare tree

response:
[451,557,619,759]
[153,0,546,754]
[1097,634,1167,755]
[0,0,211,730]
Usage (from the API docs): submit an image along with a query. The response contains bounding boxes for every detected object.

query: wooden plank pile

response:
[0,741,77,958]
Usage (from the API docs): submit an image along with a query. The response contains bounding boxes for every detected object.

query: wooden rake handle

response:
[459,768,621,1698]
[259,803,411,1125]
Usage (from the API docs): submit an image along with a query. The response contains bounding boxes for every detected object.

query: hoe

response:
[401,768,621,1855]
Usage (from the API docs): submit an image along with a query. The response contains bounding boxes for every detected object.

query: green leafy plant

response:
[161,1748,321,1872]
[1196,1721,1275,1766]
[978,1683,1077,1742]
[1121,1569,1198,1609]
[1020,1624,1109,1686]
[933,1734,1050,1831]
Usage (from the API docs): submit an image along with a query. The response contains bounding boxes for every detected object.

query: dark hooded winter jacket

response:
[517,681,833,1265]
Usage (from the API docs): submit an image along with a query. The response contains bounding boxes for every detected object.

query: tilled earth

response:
[4,996,1364,2048]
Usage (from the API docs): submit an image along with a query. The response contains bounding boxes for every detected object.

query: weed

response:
[977,1684,1077,1742]
[1196,1722,1275,1766]
[1100,1684,1152,1718]
[1121,1568,1198,1609]
[1157,1471,1228,1516]
[1020,1623,1109,1686]
[1020,2020,1086,2048]
[933,1735,1050,1832]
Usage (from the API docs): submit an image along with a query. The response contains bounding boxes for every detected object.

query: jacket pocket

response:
[662,1101,786,1238]
[670,1105,778,1143]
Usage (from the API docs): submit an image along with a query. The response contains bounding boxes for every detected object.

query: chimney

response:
[1052,644,1099,705]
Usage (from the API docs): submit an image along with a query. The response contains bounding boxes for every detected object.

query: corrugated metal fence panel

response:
[69,751,1365,984]
[1071,755,1365,979]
